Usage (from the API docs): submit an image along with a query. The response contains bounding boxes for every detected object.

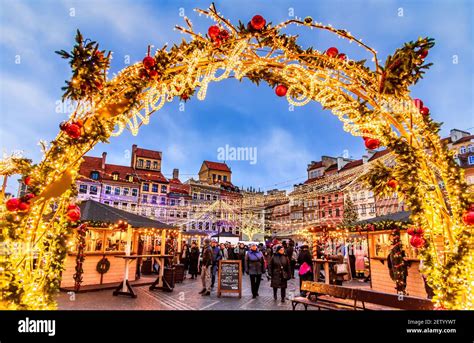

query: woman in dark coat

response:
[268,245,292,302]
[181,243,190,273]
[245,243,265,298]
[297,245,313,296]
[188,242,200,279]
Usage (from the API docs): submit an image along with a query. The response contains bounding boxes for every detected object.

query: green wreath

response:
[96,257,110,274]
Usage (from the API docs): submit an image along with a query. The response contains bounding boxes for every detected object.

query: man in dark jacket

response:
[235,242,247,272]
[200,239,213,296]
[210,239,222,289]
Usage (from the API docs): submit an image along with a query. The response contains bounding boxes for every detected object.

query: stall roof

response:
[78,200,177,229]
[355,211,412,225]
[182,230,209,236]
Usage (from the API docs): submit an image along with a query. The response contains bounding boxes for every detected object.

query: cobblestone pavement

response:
[57,274,311,310]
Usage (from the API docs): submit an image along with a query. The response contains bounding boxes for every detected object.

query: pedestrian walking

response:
[236,242,247,272]
[219,242,228,260]
[245,243,265,298]
[181,243,190,276]
[297,244,313,296]
[227,243,237,260]
[211,239,223,288]
[188,242,200,279]
[199,239,213,296]
[268,245,292,302]
[286,241,297,279]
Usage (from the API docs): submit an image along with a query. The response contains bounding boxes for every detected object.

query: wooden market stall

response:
[60,200,180,290]
[307,211,433,299]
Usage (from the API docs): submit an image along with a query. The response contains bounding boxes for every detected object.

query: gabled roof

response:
[78,156,139,183]
[453,135,474,144]
[339,159,363,172]
[203,161,231,172]
[79,200,177,229]
[139,171,169,183]
[368,149,390,162]
[307,161,323,171]
[169,179,191,195]
[134,147,162,160]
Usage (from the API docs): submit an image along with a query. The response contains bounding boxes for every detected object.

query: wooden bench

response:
[291,282,434,311]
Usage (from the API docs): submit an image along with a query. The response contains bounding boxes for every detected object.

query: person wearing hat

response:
[297,244,313,296]
[268,245,292,302]
[245,243,265,298]
[199,238,213,296]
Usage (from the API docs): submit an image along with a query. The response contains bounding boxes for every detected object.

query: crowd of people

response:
[179,239,314,302]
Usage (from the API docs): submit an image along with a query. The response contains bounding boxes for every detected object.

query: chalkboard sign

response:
[217,260,242,298]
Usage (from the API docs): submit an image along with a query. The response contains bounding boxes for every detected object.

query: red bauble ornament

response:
[219,29,230,41]
[250,15,266,30]
[67,209,81,222]
[419,49,428,59]
[24,193,35,201]
[407,227,415,236]
[6,198,20,211]
[24,176,32,186]
[148,70,158,79]
[68,204,80,211]
[463,210,474,226]
[326,47,339,58]
[65,123,81,139]
[142,56,155,69]
[410,235,425,249]
[180,94,189,100]
[387,179,398,189]
[208,25,221,40]
[365,138,380,150]
[413,98,424,110]
[18,201,30,212]
[420,107,430,116]
[414,227,424,236]
[338,53,347,60]
[95,81,103,90]
[275,84,288,97]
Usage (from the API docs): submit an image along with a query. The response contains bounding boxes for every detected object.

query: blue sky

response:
[1,0,473,194]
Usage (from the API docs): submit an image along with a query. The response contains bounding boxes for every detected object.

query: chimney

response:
[131,144,137,168]
[101,152,107,170]
[362,154,369,164]
[172,168,179,180]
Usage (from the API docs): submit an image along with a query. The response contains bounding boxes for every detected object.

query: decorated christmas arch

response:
[1,4,473,310]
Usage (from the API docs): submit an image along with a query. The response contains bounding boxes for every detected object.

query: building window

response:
[131,204,137,212]
[322,197,325,204]
[460,146,466,154]
[334,194,338,202]
[328,195,332,203]
[151,195,157,204]
[105,185,112,194]
[114,187,120,196]
[132,188,138,197]
[123,188,129,196]
[153,161,158,170]
[104,201,110,205]
[113,202,119,207]
[112,172,119,181]
[146,160,151,169]
[212,174,216,181]
[90,171,99,180]
[469,155,474,165]
[193,193,197,199]
[152,184,158,193]
[90,186,98,195]
[79,185,87,194]
[206,194,211,201]
[161,197,166,205]
[468,144,474,153]
[223,175,227,182]
[127,175,134,182]
[200,194,204,200]
[213,195,217,201]
[142,195,148,203]
[321,210,325,218]
[171,199,176,206]
[122,203,128,209]
[335,208,340,217]
[218,175,222,181]
[138,159,144,168]
[142,183,149,192]
[161,185,167,193]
